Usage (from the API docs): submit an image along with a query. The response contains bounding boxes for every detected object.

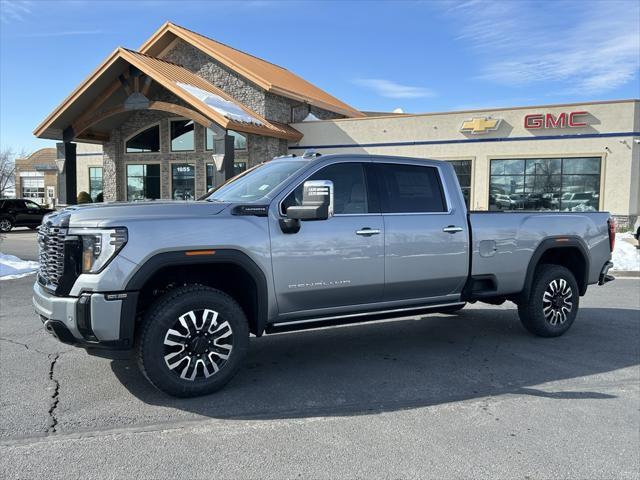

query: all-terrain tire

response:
[137,285,249,397]
[517,264,579,337]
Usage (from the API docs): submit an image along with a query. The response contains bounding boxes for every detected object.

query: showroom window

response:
[489,157,601,211]
[125,125,160,153]
[89,167,103,201]
[447,160,471,208]
[171,163,195,200]
[205,129,247,152]
[170,120,195,151]
[127,164,161,201]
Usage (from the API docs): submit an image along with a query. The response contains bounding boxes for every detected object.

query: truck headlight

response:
[68,227,128,273]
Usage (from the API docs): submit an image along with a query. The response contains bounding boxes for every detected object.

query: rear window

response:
[378,164,447,213]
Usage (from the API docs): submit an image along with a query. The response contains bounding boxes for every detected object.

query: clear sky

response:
[1,0,639,153]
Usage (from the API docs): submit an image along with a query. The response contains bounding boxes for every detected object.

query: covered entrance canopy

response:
[33,47,302,203]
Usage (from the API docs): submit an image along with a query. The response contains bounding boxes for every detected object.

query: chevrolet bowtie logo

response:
[460,117,502,134]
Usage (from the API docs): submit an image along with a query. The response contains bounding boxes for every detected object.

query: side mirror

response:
[286,180,334,221]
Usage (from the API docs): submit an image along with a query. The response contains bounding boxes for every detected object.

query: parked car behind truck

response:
[33,153,616,397]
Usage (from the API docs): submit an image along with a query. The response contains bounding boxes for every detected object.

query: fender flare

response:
[124,249,269,336]
[521,236,590,299]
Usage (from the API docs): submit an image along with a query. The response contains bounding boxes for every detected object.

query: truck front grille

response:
[37,225,67,288]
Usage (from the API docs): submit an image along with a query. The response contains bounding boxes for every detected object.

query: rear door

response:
[270,161,385,315]
[373,161,469,302]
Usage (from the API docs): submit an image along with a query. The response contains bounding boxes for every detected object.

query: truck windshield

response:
[205,160,308,203]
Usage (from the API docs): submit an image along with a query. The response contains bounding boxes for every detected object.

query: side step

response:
[265,302,466,334]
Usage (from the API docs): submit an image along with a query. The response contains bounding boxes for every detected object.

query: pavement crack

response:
[0,337,48,355]
[47,353,61,434]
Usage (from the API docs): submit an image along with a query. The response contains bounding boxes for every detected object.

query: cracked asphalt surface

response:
[0,234,639,479]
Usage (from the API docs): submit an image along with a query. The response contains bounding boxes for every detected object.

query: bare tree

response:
[0,148,17,198]
[0,147,30,198]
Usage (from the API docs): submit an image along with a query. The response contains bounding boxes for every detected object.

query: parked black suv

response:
[0,199,54,232]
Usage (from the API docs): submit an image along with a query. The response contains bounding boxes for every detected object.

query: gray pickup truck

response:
[33,153,616,397]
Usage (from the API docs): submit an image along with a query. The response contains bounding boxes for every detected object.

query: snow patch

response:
[302,112,321,122]
[0,252,39,280]
[612,232,640,272]
[177,82,263,125]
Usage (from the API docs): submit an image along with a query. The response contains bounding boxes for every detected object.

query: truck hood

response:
[44,201,230,228]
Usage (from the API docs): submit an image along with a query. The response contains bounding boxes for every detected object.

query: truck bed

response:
[468,211,612,297]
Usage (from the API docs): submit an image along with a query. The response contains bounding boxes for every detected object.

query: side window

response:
[282,163,369,215]
[378,164,447,213]
[25,200,41,210]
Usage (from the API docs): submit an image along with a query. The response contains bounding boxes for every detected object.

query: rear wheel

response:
[138,285,249,397]
[0,217,13,232]
[518,264,579,337]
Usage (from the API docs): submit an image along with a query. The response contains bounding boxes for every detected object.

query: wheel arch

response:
[521,237,590,300]
[124,249,269,337]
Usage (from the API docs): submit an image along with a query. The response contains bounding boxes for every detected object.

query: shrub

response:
[95,192,104,203]
[77,191,92,204]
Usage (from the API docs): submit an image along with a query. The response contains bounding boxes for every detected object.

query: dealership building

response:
[34,22,639,226]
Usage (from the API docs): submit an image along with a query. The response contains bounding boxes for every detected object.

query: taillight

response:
[608,218,616,252]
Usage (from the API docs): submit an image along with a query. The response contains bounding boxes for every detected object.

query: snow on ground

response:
[612,232,640,272]
[0,252,39,280]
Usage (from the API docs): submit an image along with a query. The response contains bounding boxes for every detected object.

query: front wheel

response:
[138,285,249,397]
[517,264,579,337]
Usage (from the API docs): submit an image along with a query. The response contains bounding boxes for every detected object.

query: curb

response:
[611,271,640,278]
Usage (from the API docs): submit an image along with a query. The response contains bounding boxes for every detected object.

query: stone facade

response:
[100,38,348,201]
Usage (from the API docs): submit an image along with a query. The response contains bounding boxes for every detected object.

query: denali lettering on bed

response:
[33,152,615,397]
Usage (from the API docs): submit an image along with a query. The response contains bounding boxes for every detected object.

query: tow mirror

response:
[286,180,334,221]
[280,180,333,234]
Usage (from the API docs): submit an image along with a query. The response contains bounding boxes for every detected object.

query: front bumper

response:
[598,261,615,286]
[33,281,137,350]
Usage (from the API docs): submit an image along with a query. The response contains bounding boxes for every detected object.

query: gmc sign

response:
[524,111,588,129]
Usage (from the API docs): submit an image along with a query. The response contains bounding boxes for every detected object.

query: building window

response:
[170,120,195,151]
[489,157,601,211]
[171,164,195,200]
[206,164,215,192]
[127,164,160,201]
[20,175,45,203]
[447,160,471,208]
[126,125,160,153]
[89,167,103,201]
[206,129,247,152]
[233,161,247,176]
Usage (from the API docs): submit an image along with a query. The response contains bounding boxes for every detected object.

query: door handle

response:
[443,226,463,234]
[356,228,381,236]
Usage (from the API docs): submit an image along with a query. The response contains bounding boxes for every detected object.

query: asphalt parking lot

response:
[0,233,638,479]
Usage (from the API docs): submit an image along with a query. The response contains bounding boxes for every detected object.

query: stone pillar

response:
[103,130,122,201]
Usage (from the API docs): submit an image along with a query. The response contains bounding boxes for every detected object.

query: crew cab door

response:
[269,161,384,315]
[373,161,469,302]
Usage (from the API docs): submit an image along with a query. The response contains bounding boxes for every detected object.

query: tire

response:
[0,217,13,233]
[438,303,466,314]
[137,285,249,397]
[517,264,579,337]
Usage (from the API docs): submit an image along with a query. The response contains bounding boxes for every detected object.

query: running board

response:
[265,302,466,334]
